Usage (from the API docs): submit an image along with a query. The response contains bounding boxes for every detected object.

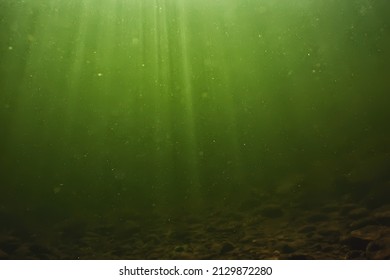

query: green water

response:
[0,0,389,222]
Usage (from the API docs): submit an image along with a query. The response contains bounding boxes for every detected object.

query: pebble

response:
[349,218,375,229]
[219,242,235,255]
[345,250,366,260]
[341,235,370,251]
[318,229,340,243]
[174,245,185,253]
[280,244,295,254]
[374,210,390,226]
[366,237,390,260]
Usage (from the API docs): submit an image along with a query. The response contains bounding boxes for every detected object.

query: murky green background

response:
[1,0,389,223]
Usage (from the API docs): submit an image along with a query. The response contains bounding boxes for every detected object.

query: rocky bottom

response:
[1,198,390,260]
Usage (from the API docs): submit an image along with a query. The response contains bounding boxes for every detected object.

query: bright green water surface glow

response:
[0,0,389,218]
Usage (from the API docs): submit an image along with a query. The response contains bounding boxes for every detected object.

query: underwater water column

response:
[1,0,389,219]
[0,0,248,216]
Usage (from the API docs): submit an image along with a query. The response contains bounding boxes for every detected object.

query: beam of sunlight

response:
[175,0,202,211]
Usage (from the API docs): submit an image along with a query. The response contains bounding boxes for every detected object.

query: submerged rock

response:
[349,218,375,229]
[345,250,366,260]
[374,210,390,226]
[280,243,296,254]
[341,236,370,251]
[348,208,369,219]
[342,225,390,252]
[366,237,390,260]
[219,242,235,255]
[351,225,390,241]
[318,229,340,243]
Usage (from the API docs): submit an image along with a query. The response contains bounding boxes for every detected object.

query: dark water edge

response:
[1,176,389,260]
[1,197,389,260]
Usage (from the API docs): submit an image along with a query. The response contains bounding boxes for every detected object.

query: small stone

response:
[341,236,370,251]
[318,229,340,243]
[366,237,390,260]
[220,242,235,255]
[351,225,390,241]
[345,250,366,260]
[349,218,375,229]
[374,211,390,226]
[280,244,295,254]
[174,245,185,253]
